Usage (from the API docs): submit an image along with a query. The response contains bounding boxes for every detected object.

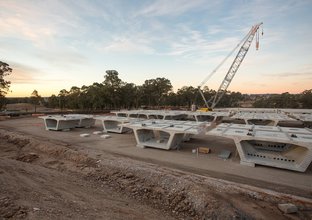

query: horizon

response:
[1,0,312,97]
[5,90,307,99]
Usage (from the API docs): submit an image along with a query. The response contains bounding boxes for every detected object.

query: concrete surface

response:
[1,117,312,197]
[207,123,312,172]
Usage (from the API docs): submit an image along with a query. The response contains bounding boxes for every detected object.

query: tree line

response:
[41,70,312,110]
[252,90,312,109]
[1,62,312,110]
[42,70,246,110]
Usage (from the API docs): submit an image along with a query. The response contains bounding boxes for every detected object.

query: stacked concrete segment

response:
[66,114,96,128]
[39,115,82,131]
[94,115,143,133]
[112,110,189,120]
[207,123,312,172]
[230,112,296,126]
[125,120,209,150]
[112,110,230,122]
[290,113,312,128]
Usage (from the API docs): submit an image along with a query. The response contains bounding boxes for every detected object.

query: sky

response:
[1,0,312,97]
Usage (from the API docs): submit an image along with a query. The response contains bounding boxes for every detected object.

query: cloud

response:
[207,25,224,35]
[136,0,209,17]
[5,61,68,84]
[221,0,307,23]
[35,50,88,68]
[101,37,154,54]
[5,62,41,84]
[0,1,94,48]
[0,15,56,46]
[263,72,312,78]
[159,24,241,61]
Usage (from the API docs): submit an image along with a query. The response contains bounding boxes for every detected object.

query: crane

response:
[197,22,263,110]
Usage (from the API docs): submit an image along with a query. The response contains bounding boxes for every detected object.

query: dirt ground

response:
[1,118,312,219]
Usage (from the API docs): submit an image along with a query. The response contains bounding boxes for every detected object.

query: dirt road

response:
[1,127,312,219]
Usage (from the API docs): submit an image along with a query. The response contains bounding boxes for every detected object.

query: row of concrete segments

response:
[39,109,312,172]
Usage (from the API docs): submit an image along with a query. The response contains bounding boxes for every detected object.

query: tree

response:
[47,95,59,108]
[153,77,172,106]
[141,77,172,107]
[103,70,123,109]
[301,89,312,108]
[103,70,122,88]
[58,89,69,110]
[67,86,81,109]
[30,90,42,112]
[79,85,91,110]
[0,61,12,110]
[86,83,107,110]
[176,86,198,108]
[119,83,137,109]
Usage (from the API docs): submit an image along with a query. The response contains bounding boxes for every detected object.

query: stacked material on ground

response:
[66,114,96,128]
[94,115,143,133]
[39,115,89,131]
[187,111,230,122]
[207,123,312,172]
[112,110,189,120]
[290,113,312,128]
[112,110,230,122]
[230,112,296,126]
[124,120,209,150]
[39,115,95,131]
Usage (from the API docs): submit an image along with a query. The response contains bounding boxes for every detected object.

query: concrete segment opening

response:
[241,140,308,166]
[103,120,123,132]
[137,129,171,147]
[247,119,275,126]
[45,118,57,129]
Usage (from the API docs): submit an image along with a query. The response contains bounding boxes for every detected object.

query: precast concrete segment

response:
[290,113,312,128]
[207,123,312,172]
[66,114,96,128]
[235,108,280,113]
[112,110,190,120]
[290,113,312,121]
[112,110,230,122]
[124,120,209,150]
[187,111,230,122]
[230,112,295,126]
[39,115,81,131]
[94,116,143,133]
[282,109,312,114]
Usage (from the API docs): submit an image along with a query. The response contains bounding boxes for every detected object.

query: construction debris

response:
[93,131,103,135]
[198,147,210,154]
[278,203,298,214]
[80,133,90,137]
[101,134,111,139]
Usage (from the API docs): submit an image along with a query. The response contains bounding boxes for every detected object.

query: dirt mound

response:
[1,129,312,219]
[0,197,28,219]
[3,135,239,218]
[15,153,39,163]
[1,134,30,148]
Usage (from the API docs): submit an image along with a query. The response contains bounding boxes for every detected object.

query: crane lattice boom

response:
[198,22,263,110]
[211,23,263,108]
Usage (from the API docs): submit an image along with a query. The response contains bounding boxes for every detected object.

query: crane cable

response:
[198,28,252,89]
[256,28,259,50]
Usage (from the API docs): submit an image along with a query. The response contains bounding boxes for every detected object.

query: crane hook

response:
[256,29,260,50]
[262,26,264,36]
